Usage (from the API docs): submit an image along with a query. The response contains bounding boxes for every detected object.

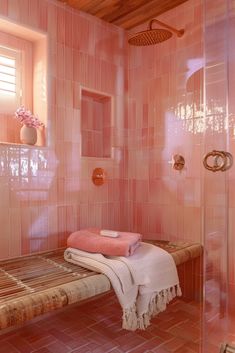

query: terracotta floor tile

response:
[174,346,196,353]
[157,317,187,331]
[70,327,94,340]
[115,332,146,351]
[168,322,200,342]
[7,335,34,353]
[183,341,201,352]
[148,327,173,341]
[135,328,157,340]
[152,347,171,353]
[127,336,164,353]
[91,341,119,353]
[160,337,187,352]
[63,321,93,335]
[32,348,51,353]
[0,296,203,353]
[45,341,71,353]
[19,325,44,341]
[89,322,120,340]
[47,328,73,344]
[71,347,92,353]
[30,335,57,350]
[65,336,89,350]
[0,341,20,353]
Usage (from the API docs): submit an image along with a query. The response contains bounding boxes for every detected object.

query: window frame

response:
[0,30,33,115]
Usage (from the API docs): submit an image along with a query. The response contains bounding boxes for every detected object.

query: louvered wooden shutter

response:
[0,46,21,112]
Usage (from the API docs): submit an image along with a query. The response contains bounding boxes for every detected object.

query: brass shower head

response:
[128,19,184,46]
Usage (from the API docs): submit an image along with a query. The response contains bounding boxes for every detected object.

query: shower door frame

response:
[202,0,232,351]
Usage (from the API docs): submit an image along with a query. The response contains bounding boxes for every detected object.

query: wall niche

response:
[81,89,112,158]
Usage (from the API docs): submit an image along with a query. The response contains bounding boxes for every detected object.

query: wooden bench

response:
[0,241,202,330]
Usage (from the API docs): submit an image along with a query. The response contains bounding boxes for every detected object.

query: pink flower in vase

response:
[14,106,44,128]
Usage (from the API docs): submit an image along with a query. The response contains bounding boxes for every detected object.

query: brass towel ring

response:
[203,150,227,172]
[203,150,233,172]
[215,151,233,171]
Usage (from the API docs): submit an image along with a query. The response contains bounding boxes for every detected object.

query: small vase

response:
[20,125,37,145]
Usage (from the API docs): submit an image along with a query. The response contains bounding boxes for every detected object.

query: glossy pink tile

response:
[0,0,127,258]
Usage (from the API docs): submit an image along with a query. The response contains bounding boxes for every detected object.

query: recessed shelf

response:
[81,89,112,158]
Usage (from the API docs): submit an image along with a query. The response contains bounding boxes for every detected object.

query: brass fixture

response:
[169,154,185,171]
[203,150,233,172]
[215,151,233,171]
[92,168,106,186]
[128,18,184,46]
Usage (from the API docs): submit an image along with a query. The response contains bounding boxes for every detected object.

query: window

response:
[0,46,22,113]
[0,20,47,146]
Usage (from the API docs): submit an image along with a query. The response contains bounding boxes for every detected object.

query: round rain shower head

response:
[128,28,172,46]
[128,18,184,46]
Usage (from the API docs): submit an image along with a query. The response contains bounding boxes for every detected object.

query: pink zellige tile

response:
[57,6,65,45]
[47,2,57,40]
[28,0,40,28]
[38,0,48,31]
[0,206,10,259]
[9,208,21,257]
[0,0,8,15]
[7,0,20,21]
[65,47,73,81]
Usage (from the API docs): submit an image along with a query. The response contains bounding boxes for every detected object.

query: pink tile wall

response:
[0,0,128,259]
[128,0,203,243]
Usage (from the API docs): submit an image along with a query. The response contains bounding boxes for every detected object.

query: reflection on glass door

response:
[203,0,235,351]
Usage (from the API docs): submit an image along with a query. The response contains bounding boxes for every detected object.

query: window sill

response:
[0,142,47,149]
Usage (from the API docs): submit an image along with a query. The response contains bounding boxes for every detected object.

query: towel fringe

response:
[122,284,182,331]
[122,304,138,331]
[177,284,182,297]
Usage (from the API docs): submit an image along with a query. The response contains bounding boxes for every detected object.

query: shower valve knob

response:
[168,154,185,171]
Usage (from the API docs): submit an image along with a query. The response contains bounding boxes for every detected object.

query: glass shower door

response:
[203,0,235,351]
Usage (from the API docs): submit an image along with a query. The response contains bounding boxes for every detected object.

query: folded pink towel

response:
[67,228,142,257]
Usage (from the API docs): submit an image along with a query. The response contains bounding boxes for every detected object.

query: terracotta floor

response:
[0,293,202,353]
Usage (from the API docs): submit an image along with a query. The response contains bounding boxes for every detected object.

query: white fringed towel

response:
[64,242,181,331]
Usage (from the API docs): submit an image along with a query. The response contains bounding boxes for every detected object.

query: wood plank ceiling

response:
[58,0,188,30]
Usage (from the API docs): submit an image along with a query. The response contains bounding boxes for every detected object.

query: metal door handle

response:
[215,151,233,171]
[203,150,233,172]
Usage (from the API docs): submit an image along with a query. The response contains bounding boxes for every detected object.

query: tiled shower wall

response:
[0,0,208,257]
[128,0,203,243]
[0,0,129,258]
[0,0,234,300]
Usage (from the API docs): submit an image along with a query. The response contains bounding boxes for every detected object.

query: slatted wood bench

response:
[0,241,202,330]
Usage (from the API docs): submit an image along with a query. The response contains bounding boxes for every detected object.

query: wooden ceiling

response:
[58,0,188,30]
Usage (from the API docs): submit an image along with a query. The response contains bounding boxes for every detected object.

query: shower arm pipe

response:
[149,19,184,37]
